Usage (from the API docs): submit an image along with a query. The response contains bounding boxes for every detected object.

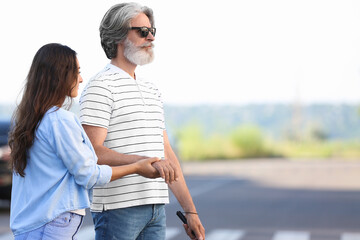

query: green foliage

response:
[175,123,279,161]
[231,125,267,157]
[164,104,360,141]
[175,122,205,160]
[278,140,360,159]
[174,122,360,161]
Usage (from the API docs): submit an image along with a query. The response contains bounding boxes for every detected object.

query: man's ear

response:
[117,41,125,52]
[119,37,128,46]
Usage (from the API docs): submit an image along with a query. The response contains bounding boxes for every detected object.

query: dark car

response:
[0,119,11,200]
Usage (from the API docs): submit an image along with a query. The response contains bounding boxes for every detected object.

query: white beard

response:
[123,38,154,66]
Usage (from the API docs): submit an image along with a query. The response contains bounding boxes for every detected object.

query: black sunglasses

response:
[130,27,156,38]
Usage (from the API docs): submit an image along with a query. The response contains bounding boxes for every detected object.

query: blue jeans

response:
[92,204,166,240]
[14,212,83,240]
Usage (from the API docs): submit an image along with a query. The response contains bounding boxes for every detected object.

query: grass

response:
[174,123,360,161]
[277,140,360,159]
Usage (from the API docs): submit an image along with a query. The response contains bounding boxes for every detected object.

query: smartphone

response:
[176,211,196,238]
[176,211,187,224]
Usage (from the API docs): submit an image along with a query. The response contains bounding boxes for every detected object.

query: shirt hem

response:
[12,205,89,236]
[90,199,170,212]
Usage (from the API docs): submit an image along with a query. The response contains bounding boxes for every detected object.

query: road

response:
[1,159,360,240]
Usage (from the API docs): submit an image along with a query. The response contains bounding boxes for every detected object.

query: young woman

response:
[8,43,160,239]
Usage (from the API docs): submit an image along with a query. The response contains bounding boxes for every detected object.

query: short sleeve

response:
[79,79,113,129]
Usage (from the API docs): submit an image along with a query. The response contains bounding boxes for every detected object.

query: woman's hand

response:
[135,157,161,178]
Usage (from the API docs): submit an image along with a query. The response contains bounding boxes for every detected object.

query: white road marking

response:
[2,227,360,240]
[206,229,246,240]
[0,232,13,240]
[341,233,360,240]
[166,227,181,239]
[273,231,310,240]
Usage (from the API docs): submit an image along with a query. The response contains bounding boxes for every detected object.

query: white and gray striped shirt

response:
[79,63,169,212]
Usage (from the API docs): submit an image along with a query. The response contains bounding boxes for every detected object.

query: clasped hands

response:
[136,157,179,184]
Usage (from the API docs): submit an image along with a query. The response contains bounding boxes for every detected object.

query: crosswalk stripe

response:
[273,231,310,240]
[166,227,181,239]
[0,232,14,240]
[341,233,360,240]
[206,229,245,240]
[2,228,360,240]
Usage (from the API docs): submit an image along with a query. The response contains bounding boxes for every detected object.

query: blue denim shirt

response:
[10,106,112,235]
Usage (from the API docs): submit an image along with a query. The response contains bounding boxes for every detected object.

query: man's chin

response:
[130,53,154,66]
[137,58,154,66]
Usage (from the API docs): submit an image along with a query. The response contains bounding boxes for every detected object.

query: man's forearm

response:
[169,175,197,212]
[83,124,145,166]
[94,145,145,166]
[166,145,205,240]
[167,155,197,212]
[165,146,196,211]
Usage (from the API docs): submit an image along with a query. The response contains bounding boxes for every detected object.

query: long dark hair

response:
[8,43,78,177]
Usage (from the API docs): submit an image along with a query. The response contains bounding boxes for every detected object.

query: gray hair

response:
[100,2,155,59]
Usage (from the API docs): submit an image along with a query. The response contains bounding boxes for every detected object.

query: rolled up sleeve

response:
[51,118,112,189]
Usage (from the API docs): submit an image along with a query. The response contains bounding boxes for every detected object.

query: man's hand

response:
[183,213,205,240]
[152,158,179,184]
[135,157,161,178]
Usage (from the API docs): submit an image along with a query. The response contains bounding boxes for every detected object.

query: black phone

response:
[176,211,187,224]
[176,211,196,238]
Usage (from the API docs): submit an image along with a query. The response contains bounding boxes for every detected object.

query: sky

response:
[1,0,360,106]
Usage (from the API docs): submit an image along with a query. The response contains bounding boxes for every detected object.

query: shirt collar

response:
[106,63,137,80]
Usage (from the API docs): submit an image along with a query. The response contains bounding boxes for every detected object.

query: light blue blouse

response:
[10,106,112,235]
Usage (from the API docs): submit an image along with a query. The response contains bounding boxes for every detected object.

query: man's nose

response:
[146,32,155,41]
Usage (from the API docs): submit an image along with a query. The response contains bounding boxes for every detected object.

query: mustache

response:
[140,42,154,48]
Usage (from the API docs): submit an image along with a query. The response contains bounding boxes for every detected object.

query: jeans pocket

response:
[48,212,72,227]
[14,231,30,240]
[43,213,83,239]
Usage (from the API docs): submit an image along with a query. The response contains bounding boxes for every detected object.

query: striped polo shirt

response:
[79,63,169,211]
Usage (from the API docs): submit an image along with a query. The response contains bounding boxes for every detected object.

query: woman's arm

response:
[110,157,160,181]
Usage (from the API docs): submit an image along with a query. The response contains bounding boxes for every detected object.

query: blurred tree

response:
[175,122,205,160]
[231,125,267,158]
[306,123,328,141]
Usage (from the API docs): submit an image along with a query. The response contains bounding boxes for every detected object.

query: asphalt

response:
[180,158,360,191]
